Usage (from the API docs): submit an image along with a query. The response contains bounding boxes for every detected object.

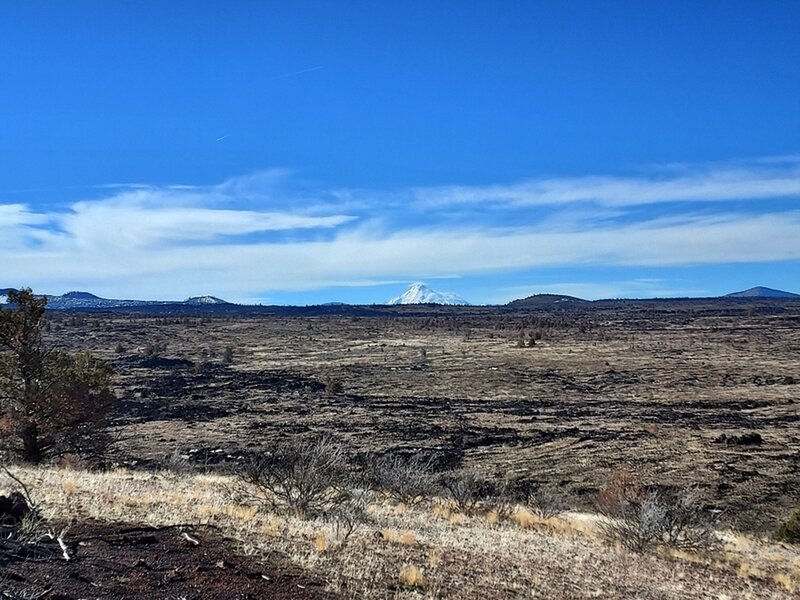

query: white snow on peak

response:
[185,295,227,305]
[0,295,7,305]
[386,282,469,306]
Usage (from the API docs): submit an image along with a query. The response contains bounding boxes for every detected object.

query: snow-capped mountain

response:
[386,282,469,305]
[184,296,228,305]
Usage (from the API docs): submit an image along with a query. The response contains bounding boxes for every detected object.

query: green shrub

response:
[775,508,800,544]
[0,289,115,464]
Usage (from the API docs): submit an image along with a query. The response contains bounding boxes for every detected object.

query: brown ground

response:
[43,301,800,532]
[1,521,332,599]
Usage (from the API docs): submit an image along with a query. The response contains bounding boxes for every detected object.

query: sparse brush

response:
[0,466,71,564]
[323,489,371,547]
[527,487,567,520]
[398,564,424,588]
[160,449,193,476]
[597,468,642,514]
[142,341,167,359]
[486,480,516,519]
[598,471,720,552]
[366,452,438,506]
[441,470,501,516]
[236,436,352,519]
[0,584,51,600]
[2,464,795,599]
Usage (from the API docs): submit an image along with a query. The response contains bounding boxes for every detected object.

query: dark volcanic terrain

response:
[2,521,332,599]
[44,298,800,532]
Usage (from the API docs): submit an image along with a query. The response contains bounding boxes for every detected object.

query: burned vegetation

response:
[1,293,799,598]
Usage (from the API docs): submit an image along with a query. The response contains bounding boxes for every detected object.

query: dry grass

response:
[3,466,799,599]
[398,564,424,588]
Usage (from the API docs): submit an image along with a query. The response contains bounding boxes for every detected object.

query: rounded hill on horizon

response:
[725,286,799,298]
[507,293,590,307]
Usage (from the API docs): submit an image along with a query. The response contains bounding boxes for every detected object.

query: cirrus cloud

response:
[409,157,800,208]
[1,157,799,302]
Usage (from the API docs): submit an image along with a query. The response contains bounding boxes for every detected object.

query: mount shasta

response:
[386,283,470,305]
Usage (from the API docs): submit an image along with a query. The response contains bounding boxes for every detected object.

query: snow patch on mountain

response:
[46,293,154,310]
[386,282,469,305]
[29,291,232,310]
[185,296,228,305]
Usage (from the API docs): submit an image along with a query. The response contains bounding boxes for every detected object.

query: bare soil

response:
[1,521,333,599]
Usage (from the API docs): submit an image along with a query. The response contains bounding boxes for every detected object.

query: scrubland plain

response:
[4,299,799,598]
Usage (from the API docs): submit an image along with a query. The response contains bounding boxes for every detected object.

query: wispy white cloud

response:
[0,203,49,228]
[92,183,153,190]
[0,204,51,249]
[1,158,799,300]
[54,193,353,249]
[1,209,798,299]
[8,174,356,253]
[410,158,800,208]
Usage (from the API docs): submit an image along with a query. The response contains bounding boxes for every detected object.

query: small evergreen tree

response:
[0,289,115,463]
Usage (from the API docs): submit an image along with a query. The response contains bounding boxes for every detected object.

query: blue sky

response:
[1,1,799,304]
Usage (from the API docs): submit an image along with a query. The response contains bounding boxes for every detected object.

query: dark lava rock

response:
[714,432,763,446]
[0,491,31,525]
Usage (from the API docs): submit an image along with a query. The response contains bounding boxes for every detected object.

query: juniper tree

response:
[0,289,115,463]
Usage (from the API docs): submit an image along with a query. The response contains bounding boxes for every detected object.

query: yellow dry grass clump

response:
[399,564,424,587]
[314,532,328,552]
[381,528,416,545]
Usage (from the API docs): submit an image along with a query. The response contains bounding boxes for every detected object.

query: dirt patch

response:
[1,521,334,600]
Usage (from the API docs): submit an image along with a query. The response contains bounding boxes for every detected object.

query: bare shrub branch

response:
[441,470,503,516]
[367,453,438,506]
[526,487,568,520]
[236,436,352,518]
[323,489,371,548]
[0,468,70,564]
[598,470,720,552]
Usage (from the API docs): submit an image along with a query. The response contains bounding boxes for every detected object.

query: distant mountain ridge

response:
[725,286,799,298]
[386,282,469,305]
[1,285,798,311]
[0,289,231,310]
